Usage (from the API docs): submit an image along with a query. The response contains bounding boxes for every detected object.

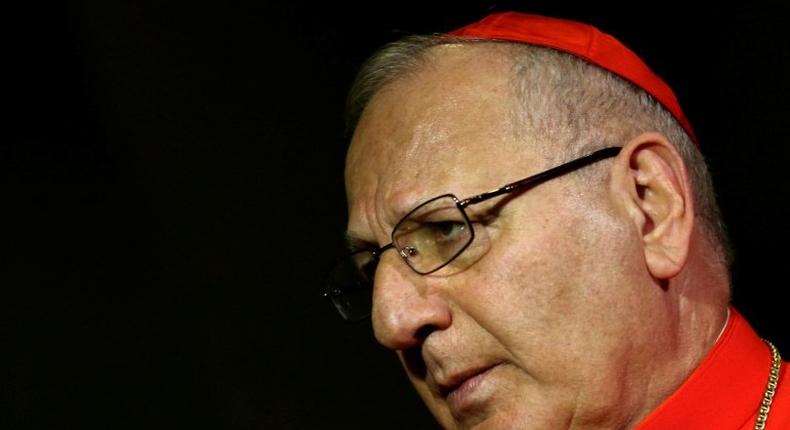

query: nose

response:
[371,252,453,350]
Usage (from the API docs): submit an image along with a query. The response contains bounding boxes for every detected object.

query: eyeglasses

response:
[325,146,622,321]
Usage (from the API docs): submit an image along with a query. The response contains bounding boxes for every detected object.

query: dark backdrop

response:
[6,1,790,429]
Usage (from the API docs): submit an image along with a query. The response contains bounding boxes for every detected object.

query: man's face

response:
[344,45,676,429]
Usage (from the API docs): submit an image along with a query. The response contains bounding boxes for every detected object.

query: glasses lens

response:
[393,195,473,274]
[325,250,377,321]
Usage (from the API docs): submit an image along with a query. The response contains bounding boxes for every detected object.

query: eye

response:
[425,220,467,243]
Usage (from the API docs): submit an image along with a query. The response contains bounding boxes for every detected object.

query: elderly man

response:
[325,12,788,429]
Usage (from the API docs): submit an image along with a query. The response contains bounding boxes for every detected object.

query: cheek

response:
[458,201,634,367]
[449,218,578,363]
[474,208,590,309]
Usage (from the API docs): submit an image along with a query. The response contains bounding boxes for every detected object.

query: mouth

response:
[437,363,501,411]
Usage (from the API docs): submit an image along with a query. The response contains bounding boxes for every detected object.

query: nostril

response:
[415,324,438,341]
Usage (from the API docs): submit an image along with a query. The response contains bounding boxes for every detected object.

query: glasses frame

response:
[325,146,622,319]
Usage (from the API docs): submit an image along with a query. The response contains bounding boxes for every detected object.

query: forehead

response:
[345,44,541,240]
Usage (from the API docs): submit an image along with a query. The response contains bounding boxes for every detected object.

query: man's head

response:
[340,13,732,429]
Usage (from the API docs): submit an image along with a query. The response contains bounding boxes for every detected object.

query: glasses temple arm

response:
[458,146,621,207]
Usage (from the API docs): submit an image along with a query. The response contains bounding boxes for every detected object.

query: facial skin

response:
[344,44,728,429]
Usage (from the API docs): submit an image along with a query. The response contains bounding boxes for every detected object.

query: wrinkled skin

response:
[344,44,726,429]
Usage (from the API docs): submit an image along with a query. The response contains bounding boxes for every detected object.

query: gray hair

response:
[346,35,733,269]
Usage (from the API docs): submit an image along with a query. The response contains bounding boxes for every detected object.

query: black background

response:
[5,1,790,429]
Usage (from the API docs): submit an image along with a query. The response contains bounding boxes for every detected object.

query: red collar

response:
[635,307,775,428]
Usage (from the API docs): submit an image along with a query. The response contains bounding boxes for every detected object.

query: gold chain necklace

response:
[754,340,782,430]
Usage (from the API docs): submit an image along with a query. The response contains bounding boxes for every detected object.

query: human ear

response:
[609,132,695,279]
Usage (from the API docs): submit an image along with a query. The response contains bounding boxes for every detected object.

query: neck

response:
[676,233,732,361]
[625,237,731,429]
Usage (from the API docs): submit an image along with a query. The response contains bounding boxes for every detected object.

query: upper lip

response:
[436,363,499,398]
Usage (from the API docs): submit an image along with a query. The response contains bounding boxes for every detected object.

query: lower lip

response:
[446,366,497,414]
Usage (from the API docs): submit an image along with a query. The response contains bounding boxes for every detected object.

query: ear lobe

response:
[610,133,695,280]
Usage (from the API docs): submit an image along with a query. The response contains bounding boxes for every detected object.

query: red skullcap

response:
[449,12,699,145]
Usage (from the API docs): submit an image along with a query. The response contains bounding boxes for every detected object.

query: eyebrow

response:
[342,192,425,252]
[386,196,424,227]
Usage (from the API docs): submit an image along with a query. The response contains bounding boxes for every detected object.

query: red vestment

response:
[636,308,789,429]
